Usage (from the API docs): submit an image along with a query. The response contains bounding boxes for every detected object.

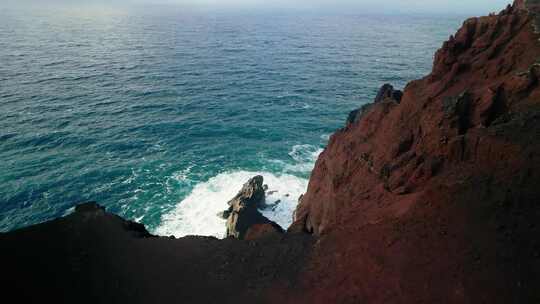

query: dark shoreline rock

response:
[346,83,403,125]
[373,83,403,104]
[0,201,312,304]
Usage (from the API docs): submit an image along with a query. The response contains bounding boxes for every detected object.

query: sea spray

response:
[154,171,308,238]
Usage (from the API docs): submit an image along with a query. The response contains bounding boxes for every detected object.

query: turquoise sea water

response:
[0,6,464,236]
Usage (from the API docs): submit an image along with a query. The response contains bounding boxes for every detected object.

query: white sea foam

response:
[62,206,75,217]
[171,165,194,183]
[154,143,323,239]
[320,133,331,142]
[154,171,308,239]
[289,144,322,164]
[282,144,323,174]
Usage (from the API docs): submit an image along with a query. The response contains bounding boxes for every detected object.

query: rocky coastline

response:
[2,1,540,303]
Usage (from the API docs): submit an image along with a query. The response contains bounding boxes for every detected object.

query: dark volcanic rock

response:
[0,202,312,304]
[346,83,402,125]
[223,175,284,239]
[346,103,373,125]
[374,83,403,104]
[74,202,105,213]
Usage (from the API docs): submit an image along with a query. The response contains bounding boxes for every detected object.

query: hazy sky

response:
[3,0,514,14]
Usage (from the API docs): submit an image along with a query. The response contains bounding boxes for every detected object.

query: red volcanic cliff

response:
[290,0,540,303]
[2,1,540,304]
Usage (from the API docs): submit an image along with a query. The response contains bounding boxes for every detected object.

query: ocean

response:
[0,5,464,237]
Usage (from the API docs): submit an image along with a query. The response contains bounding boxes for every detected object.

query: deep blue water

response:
[0,5,464,236]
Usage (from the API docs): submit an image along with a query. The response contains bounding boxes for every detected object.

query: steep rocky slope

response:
[2,1,540,303]
[290,0,540,302]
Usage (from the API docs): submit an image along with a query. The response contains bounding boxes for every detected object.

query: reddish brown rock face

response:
[290,1,540,303]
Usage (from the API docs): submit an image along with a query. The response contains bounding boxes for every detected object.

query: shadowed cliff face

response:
[2,1,540,304]
[0,202,313,304]
[290,0,540,303]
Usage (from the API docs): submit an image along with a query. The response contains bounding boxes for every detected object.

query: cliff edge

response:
[0,202,312,303]
[290,0,540,303]
[2,1,540,303]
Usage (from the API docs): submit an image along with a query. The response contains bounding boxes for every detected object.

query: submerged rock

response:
[222,175,283,240]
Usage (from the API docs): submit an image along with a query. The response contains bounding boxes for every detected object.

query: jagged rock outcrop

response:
[222,176,284,240]
[374,83,403,104]
[291,1,540,303]
[346,83,403,125]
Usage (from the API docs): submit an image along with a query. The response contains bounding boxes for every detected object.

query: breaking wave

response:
[154,144,322,238]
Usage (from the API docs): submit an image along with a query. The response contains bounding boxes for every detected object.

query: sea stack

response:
[222,175,284,240]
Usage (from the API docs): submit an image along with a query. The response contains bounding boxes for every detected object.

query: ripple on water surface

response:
[0,8,464,232]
